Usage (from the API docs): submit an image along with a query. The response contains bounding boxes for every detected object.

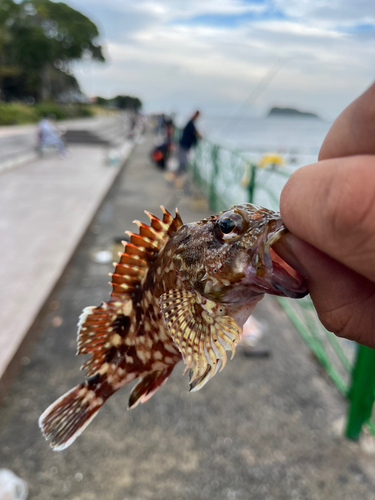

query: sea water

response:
[197,114,333,209]
[199,114,332,154]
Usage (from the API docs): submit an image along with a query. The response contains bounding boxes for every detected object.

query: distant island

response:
[267,107,320,119]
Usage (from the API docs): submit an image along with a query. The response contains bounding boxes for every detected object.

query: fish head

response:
[173,203,307,304]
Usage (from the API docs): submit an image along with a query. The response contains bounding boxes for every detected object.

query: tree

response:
[96,95,143,111]
[0,0,22,98]
[0,0,105,102]
[114,95,142,111]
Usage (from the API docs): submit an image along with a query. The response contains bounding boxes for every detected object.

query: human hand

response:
[276,82,375,348]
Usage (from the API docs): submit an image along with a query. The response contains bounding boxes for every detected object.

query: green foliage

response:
[34,102,68,120]
[95,96,108,106]
[114,95,142,110]
[96,95,143,111]
[0,102,37,125]
[0,0,105,102]
[0,102,94,125]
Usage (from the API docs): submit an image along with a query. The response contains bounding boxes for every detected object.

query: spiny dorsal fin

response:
[77,207,183,377]
[160,289,241,392]
[110,206,183,300]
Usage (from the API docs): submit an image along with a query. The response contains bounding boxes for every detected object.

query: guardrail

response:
[189,136,375,440]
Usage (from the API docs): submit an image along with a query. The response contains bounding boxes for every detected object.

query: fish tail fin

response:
[128,367,174,409]
[39,381,108,451]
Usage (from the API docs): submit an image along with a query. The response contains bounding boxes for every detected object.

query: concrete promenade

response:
[0,131,374,499]
[0,136,133,388]
[0,116,125,174]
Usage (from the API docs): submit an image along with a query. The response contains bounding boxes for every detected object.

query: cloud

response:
[273,0,375,23]
[75,0,267,19]
[72,0,375,119]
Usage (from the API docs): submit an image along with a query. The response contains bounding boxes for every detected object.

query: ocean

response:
[195,114,333,210]
[199,114,332,152]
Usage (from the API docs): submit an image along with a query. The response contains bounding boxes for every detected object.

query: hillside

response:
[268,107,320,119]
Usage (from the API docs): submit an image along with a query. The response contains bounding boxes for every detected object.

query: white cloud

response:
[134,0,267,20]
[273,0,375,20]
[72,0,375,119]
[74,0,266,19]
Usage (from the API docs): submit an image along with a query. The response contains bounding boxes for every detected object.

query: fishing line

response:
[167,58,289,209]
[218,56,289,143]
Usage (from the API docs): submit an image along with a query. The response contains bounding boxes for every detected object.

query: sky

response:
[69,0,375,120]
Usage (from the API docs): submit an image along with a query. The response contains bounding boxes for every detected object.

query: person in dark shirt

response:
[176,111,201,182]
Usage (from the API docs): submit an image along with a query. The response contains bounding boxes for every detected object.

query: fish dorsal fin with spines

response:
[160,289,241,391]
[111,206,183,299]
[77,207,183,377]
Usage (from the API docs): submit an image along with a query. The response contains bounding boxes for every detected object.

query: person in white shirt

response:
[38,115,67,158]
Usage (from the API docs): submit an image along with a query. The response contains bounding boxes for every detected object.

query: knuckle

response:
[318,309,354,341]
[322,158,375,248]
[318,302,374,346]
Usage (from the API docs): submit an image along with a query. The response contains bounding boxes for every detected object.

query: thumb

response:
[280,155,375,282]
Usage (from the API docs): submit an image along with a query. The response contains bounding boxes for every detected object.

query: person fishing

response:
[174,110,202,187]
[152,115,174,170]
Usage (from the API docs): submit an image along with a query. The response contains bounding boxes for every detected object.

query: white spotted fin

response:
[39,382,107,451]
[77,206,183,377]
[76,302,132,376]
[40,207,184,451]
[160,290,241,391]
[128,367,174,409]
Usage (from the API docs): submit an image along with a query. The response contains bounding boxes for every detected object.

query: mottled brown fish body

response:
[39,204,307,450]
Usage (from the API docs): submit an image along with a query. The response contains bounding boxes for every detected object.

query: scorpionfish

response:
[40,203,307,450]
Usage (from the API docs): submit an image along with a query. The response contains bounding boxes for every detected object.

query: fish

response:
[39,203,307,450]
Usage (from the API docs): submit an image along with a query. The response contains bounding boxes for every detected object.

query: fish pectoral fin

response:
[160,290,241,390]
[128,367,174,409]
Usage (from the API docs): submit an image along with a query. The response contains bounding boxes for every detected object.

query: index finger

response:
[319,81,375,161]
[280,154,375,282]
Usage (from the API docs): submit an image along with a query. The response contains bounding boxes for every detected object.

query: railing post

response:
[346,345,375,440]
[209,144,219,211]
[248,163,257,203]
[192,143,200,185]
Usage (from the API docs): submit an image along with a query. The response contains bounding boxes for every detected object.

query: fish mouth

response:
[247,226,308,299]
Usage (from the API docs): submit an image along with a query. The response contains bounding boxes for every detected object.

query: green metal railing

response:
[189,136,375,440]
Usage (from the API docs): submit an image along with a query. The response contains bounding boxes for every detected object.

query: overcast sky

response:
[70,0,375,119]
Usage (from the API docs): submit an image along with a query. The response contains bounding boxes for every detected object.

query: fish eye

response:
[214,210,246,241]
[219,218,236,234]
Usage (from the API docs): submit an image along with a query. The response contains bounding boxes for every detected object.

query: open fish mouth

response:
[248,227,308,299]
[268,245,308,298]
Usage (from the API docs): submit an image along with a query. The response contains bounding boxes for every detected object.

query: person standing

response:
[175,110,201,186]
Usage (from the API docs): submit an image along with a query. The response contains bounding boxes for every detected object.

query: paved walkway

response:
[0,116,126,175]
[0,132,374,499]
[0,141,132,387]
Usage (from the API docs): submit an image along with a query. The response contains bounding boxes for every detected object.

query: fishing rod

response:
[219,57,289,142]
[165,57,289,207]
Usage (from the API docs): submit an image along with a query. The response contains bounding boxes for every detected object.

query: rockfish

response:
[39,203,307,450]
